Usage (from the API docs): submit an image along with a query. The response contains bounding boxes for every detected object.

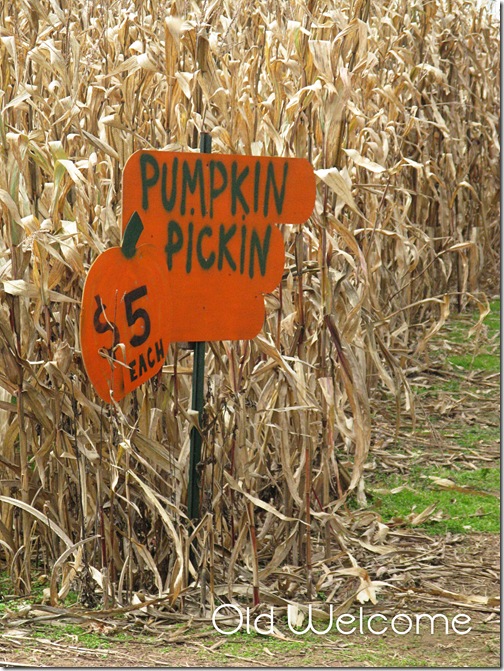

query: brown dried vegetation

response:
[0,0,499,614]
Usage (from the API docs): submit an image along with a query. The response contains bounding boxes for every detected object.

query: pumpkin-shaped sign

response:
[80,212,170,402]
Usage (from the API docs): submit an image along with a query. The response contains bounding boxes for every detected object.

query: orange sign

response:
[81,151,316,402]
[122,151,315,342]
[80,213,171,402]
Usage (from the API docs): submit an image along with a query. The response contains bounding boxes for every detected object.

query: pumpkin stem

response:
[122,212,144,258]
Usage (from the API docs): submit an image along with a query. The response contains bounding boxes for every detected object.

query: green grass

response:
[454,467,500,490]
[448,353,500,372]
[0,571,44,612]
[0,570,11,600]
[446,424,500,450]
[212,631,304,660]
[0,570,81,611]
[0,571,10,587]
[207,629,427,666]
[30,623,153,649]
[484,300,501,337]
[446,299,500,345]
[32,624,112,649]
[412,379,461,397]
[412,298,500,455]
[446,299,499,372]
[368,467,499,534]
[199,622,491,667]
[337,638,429,667]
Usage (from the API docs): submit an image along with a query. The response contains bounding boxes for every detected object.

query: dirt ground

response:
[0,532,499,668]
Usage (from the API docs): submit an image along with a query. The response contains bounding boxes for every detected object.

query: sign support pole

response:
[187,132,212,523]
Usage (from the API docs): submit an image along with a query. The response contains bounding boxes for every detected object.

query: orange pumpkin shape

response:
[80,212,171,403]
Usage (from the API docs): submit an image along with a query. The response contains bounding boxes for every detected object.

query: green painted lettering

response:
[240,225,247,274]
[147,347,155,368]
[249,225,272,278]
[196,227,215,270]
[264,162,289,217]
[254,161,261,213]
[165,220,183,270]
[155,338,164,361]
[138,353,147,377]
[218,224,237,271]
[209,161,228,217]
[181,159,205,216]
[231,162,250,216]
[186,222,194,273]
[161,158,178,211]
[140,153,159,211]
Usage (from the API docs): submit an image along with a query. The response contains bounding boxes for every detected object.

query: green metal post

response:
[187,131,211,522]
[187,340,205,521]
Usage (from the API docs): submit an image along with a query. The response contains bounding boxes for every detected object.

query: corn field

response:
[0,0,499,613]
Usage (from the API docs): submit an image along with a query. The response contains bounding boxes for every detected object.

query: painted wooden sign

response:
[81,150,316,402]
[80,213,171,402]
[122,151,316,342]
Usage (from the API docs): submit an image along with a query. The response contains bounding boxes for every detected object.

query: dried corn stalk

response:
[0,0,499,607]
